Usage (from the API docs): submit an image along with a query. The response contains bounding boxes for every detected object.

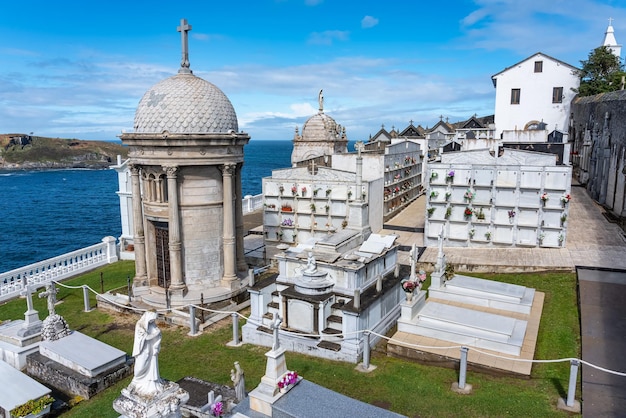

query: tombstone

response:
[176,376,236,417]
[17,284,42,338]
[38,283,71,341]
[247,322,301,416]
[113,310,189,417]
[0,284,43,369]
[26,283,132,399]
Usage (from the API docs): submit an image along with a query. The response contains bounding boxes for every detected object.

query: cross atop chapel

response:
[177,18,192,74]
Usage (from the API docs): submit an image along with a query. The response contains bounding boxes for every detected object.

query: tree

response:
[575,46,626,96]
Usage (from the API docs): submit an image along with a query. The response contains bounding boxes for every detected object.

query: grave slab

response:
[429,274,535,314]
[398,302,527,355]
[39,331,126,377]
[0,359,50,413]
[235,379,405,418]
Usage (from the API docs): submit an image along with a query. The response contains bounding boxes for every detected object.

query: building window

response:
[511,88,521,104]
[552,87,563,103]
[534,61,543,72]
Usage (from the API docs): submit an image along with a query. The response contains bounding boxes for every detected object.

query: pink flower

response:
[210,401,223,417]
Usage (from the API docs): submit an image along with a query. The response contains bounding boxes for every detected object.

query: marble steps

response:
[261,293,282,327]
[398,302,527,356]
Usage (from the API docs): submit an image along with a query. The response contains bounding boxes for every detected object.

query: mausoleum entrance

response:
[154,222,171,288]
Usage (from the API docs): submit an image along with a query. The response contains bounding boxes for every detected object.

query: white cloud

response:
[192,33,226,42]
[307,30,350,45]
[457,0,626,60]
[361,16,379,29]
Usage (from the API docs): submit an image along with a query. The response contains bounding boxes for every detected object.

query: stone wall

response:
[26,352,133,399]
[570,90,626,225]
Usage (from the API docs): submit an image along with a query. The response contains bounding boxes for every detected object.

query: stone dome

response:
[299,112,341,142]
[133,73,239,134]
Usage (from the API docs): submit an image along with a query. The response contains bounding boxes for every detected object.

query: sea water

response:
[0,139,297,273]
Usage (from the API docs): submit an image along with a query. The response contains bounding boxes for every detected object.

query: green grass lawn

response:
[0,263,580,417]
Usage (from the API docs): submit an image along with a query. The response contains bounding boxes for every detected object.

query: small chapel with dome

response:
[120,19,250,307]
[291,90,348,166]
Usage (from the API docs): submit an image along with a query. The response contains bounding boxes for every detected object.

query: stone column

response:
[130,165,148,285]
[221,164,238,285]
[165,165,186,295]
[236,162,247,272]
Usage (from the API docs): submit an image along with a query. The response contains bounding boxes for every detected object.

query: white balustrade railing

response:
[242,193,263,213]
[0,236,118,303]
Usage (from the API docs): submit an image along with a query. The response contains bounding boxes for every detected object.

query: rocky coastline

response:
[0,134,128,170]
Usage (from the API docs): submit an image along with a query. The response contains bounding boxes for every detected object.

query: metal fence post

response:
[566,360,579,407]
[459,346,469,389]
[82,285,90,312]
[189,305,197,336]
[362,331,371,370]
[232,312,240,345]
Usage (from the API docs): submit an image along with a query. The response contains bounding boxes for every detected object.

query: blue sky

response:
[1,0,624,142]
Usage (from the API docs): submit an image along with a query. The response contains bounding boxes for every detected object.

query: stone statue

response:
[435,226,445,273]
[231,361,246,402]
[128,310,164,396]
[318,89,324,112]
[304,252,317,274]
[409,243,417,280]
[38,282,58,316]
[271,313,282,351]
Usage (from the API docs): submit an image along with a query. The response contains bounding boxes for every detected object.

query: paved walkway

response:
[577,268,626,417]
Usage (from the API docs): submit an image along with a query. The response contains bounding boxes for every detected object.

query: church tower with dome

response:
[121,19,250,307]
[291,90,348,166]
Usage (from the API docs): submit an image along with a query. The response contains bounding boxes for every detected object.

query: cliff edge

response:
[0,134,128,169]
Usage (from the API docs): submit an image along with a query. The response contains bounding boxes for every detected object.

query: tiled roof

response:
[133,73,238,134]
[299,112,342,142]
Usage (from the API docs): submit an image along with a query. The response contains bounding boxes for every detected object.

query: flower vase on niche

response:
[401,280,417,302]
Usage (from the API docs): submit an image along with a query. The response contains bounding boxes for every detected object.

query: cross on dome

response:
[177,18,192,74]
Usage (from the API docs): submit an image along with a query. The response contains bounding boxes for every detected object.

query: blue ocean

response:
[0,139,302,273]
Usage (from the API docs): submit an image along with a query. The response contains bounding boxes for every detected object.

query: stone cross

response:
[177,18,192,73]
[20,283,37,313]
[609,17,613,26]
[20,283,41,330]
[39,282,58,316]
[271,313,282,351]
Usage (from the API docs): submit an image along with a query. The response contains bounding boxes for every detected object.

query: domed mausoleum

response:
[121,19,250,307]
[291,90,348,165]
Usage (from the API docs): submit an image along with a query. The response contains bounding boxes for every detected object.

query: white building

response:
[491,53,579,141]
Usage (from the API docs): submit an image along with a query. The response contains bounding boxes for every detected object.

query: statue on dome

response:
[318,89,324,112]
